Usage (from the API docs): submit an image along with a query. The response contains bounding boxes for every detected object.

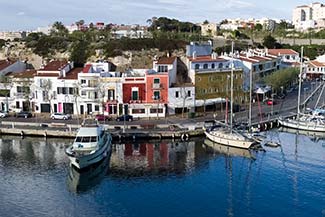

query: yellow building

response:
[195,69,246,105]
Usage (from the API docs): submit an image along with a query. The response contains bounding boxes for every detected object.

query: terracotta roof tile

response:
[35,73,59,77]
[156,56,177,65]
[0,59,16,71]
[82,64,92,73]
[309,60,325,67]
[39,60,68,71]
[268,49,298,56]
[59,67,82,80]
[12,69,37,78]
[188,55,226,63]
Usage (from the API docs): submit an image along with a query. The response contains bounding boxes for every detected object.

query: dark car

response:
[16,111,32,118]
[95,114,111,121]
[116,114,133,122]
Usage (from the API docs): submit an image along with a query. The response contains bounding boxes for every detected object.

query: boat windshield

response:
[75,136,97,143]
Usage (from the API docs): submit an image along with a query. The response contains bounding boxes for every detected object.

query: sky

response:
[0,0,317,31]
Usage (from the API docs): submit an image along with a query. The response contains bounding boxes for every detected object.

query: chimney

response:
[192,51,197,60]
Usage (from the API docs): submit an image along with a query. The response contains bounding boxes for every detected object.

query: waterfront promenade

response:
[0,81,324,139]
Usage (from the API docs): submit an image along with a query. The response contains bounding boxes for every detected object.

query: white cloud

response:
[16,11,25,16]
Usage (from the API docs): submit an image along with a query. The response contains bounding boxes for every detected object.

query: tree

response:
[70,40,90,66]
[254,23,263,31]
[264,68,299,93]
[50,21,69,37]
[262,35,277,48]
[203,20,209,25]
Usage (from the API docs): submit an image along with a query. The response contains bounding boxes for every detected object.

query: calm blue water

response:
[0,131,324,217]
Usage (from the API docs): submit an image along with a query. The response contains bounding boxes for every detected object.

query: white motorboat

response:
[67,154,110,193]
[65,120,112,170]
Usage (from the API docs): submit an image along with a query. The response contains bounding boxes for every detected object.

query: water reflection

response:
[0,135,324,217]
[109,140,204,177]
[0,136,70,168]
[203,139,256,160]
[67,155,110,193]
[279,127,325,142]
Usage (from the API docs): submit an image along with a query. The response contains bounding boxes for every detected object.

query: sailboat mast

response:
[249,60,252,130]
[230,41,234,132]
[297,46,304,119]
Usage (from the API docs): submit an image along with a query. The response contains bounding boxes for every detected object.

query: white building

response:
[168,84,195,115]
[293,2,325,31]
[200,23,218,37]
[33,60,77,114]
[267,49,300,68]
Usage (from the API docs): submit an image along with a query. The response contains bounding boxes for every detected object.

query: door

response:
[80,105,84,115]
[87,104,92,114]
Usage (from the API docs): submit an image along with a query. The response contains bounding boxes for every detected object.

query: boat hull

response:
[204,130,254,149]
[67,134,112,170]
[278,119,325,132]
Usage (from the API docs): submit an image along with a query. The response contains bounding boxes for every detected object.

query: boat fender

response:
[258,124,261,130]
[44,131,47,138]
[132,135,136,141]
[181,133,189,141]
[264,124,267,130]
[20,131,24,138]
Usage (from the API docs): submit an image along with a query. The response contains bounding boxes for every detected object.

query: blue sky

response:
[0,0,315,31]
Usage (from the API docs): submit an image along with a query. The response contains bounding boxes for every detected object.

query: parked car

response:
[116,114,133,122]
[0,111,8,118]
[266,99,276,105]
[16,111,32,118]
[95,114,111,121]
[50,113,71,120]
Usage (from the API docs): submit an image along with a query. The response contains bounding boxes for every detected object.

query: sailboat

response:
[278,47,325,132]
[204,42,255,149]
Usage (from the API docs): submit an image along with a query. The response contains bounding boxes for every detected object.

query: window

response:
[187,90,191,97]
[158,65,168,72]
[94,92,98,99]
[175,91,179,98]
[218,63,223,68]
[132,109,145,114]
[69,88,73,95]
[81,79,86,84]
[153,91,160,100]
[81,91,86,96]
[62,87,67,95]
[203,64,208,69]
[195,64,200,70]
[150,108,163,113]
[154,78,160,84]
[95,105,99,111]
[211,63,215,69]
[131,87,139,100]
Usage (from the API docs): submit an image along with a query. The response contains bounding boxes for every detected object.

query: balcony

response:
[14,93,26,99]
[152,83,162,89]
[129,100,143,104]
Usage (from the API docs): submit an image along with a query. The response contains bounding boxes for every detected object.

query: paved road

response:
[1,81,324,128]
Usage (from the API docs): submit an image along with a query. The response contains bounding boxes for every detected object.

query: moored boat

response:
[65,120,112,170]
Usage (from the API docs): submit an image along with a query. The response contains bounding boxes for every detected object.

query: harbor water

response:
[0,130,324,217]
